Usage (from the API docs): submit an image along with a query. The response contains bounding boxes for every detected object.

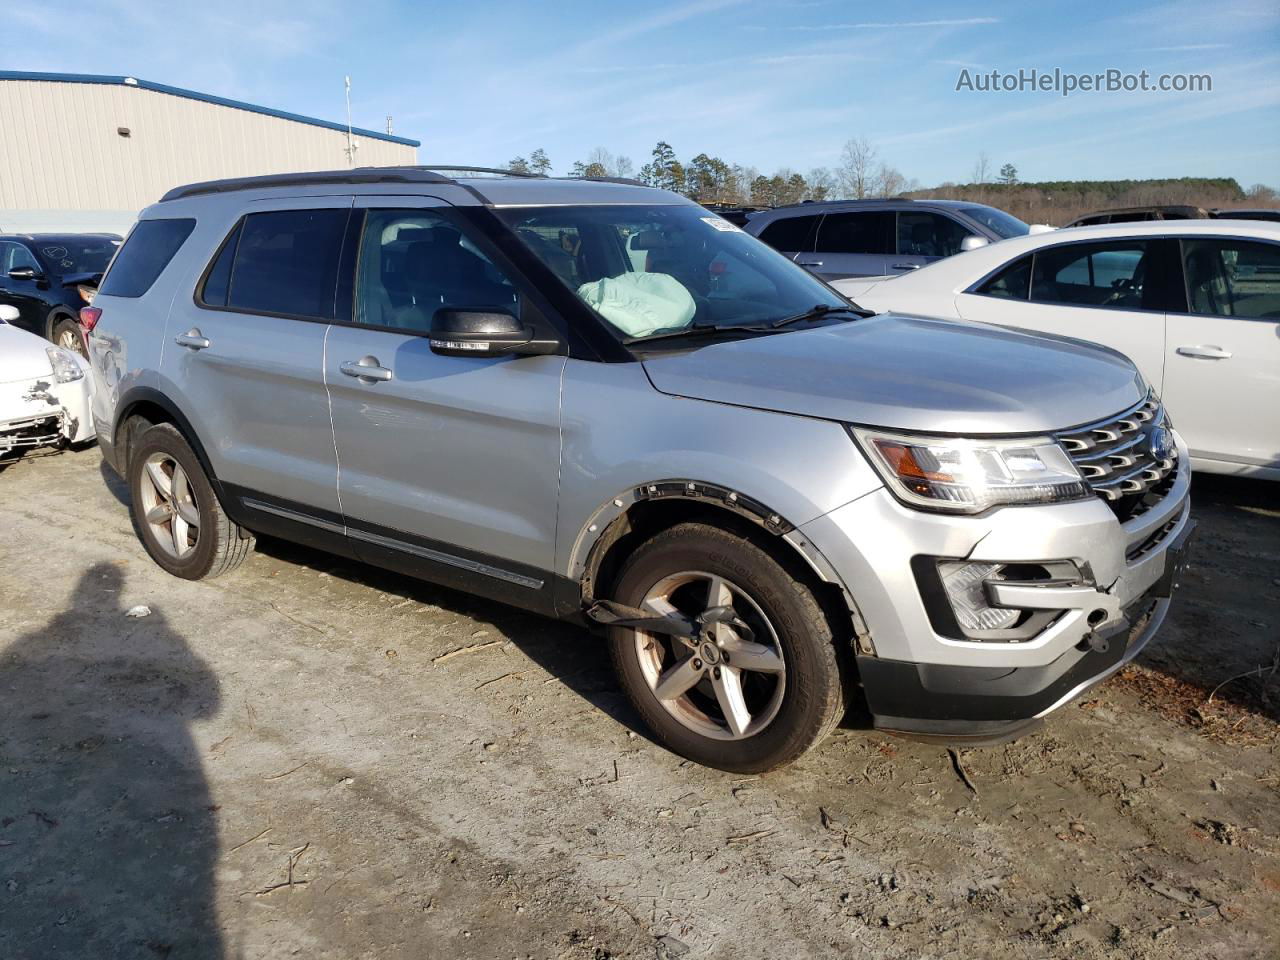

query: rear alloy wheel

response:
[609,522,848,773]
[52,317,87,359]
[127,423,255,579]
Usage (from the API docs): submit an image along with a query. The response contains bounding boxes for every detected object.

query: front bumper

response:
[799,434,1193,741]
[0,375,95,453]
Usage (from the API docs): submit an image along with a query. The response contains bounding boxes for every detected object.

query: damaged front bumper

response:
[799,435,1193,743]
[0,377,94,454]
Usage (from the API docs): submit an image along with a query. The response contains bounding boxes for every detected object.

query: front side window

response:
[1030,240,1151,310]
[203,209,347,318]
[897,212,970,258]
[1183,238,1280,319]
[99,218,196,298]
[353,210,519,332]
[757,214,820,253]
[815,211,894,255]
[497,204,846,342]
[1,241,41,273]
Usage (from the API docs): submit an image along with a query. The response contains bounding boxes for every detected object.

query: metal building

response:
[0,71,420,235]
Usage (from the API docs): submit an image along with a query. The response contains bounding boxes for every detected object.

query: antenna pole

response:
[344,75,355,167]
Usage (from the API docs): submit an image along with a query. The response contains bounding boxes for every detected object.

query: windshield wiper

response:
[770,303,870,328]
[623,323,782,345]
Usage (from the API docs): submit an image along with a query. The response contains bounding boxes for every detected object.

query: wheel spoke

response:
[172,513,190,556]
[171,464,190,505]
[144,459,172,498]
[711,666,752,736]
[652,655,705,701]
[145,504,172,525]
[705,574,733,610]
[723,638,785,674]
[174,499,200,527]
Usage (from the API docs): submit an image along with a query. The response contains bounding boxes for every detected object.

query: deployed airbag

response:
[577,272,695,338]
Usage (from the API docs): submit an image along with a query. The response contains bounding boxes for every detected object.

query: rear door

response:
[891,211,975,274]
[1162,236,1280,471]
[163,196,351,520]
[954,237,1174,392]
[810,210,893,280]
[325,197,565,606]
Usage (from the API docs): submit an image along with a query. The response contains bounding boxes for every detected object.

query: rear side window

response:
[99,218,196,298]
[757,214,820,252]
[202,209,348,318]
[975,255,1032,300]
[815,211,894,255]
[897,211,971,258]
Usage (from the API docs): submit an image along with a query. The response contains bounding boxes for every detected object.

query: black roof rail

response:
[380,164,546,179]
[578,175,645,186]
[160,167,453,202]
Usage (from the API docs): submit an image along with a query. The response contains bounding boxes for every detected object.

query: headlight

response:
[851,427,1091,514]
[45,346,85,384]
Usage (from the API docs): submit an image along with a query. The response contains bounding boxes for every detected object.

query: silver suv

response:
[745,198,1034,282]
[88,168,1193,772]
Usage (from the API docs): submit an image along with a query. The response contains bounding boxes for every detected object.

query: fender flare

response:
[568,479,870,645]
[111,385,220,488]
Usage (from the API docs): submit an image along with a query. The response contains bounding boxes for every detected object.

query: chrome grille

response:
[1057,396,1177,517]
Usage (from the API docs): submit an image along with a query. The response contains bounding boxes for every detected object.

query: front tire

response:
[127,423,254,580]
[608,522,848,773]
[51,316,86,359]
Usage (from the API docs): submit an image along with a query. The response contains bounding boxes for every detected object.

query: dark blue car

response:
[0,233,121,356]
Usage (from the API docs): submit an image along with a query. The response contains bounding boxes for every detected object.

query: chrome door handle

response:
[340,357,393,382]
[174,329,211,350]
[1176,345,1232,360]
[890,263,921,271]
[796,260,824,267]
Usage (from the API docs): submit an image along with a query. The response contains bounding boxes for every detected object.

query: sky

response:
[7,0,1280,188]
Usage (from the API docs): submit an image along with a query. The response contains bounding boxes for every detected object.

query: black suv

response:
[0,233,121,356]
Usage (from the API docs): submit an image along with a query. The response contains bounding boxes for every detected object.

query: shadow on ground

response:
[0,563,223,959]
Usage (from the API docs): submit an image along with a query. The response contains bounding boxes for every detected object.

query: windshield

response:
[34,237,121,276]
[958,206,1030,239]
[496,204,846,341]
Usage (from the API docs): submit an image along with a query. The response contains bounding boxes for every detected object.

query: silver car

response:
[88,169,1193,772]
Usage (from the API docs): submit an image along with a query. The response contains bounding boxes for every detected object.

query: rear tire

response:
[127,423,254,580]
[608,522,848,773]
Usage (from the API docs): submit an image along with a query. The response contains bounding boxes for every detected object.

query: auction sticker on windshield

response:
[702,217,742,232]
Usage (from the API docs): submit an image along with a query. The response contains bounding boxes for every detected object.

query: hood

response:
[0,324,55,384]
[641,313,1146,435]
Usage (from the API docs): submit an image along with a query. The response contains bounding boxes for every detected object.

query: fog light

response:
[937,561,1018,632]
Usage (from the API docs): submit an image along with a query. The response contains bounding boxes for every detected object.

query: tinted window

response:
[815,211,893,255]
[219,209,348,318]
[199,222,241,307]
[976,256,1032,300]
[0,241,40,273]
[1031,241,1150,309]
[98,219,196,298]
[957,206,1030,239]
[354,210,519,332]
[758,214,820,252]
[897,212,970,258]
[1108,212,1154,223]
[1183,238,1280,319]
[34,237,120,275]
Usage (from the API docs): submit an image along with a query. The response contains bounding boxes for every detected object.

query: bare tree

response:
[873,163,906,198]
[806,167,835,201]
[838,137,877,199]
[971,151,992,185]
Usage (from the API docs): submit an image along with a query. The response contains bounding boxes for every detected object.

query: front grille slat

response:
[1056,395,1177,521]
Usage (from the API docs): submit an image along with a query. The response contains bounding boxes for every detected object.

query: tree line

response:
[505,144,1277,224]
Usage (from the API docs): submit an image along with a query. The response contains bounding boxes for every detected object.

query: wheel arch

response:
[45,304,78,341]
[570,480,871,650]
[112,386,219,488]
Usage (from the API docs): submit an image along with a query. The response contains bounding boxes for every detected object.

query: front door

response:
[0,241,48,337]
[1162,236,1280,472]
[325,198,566,607]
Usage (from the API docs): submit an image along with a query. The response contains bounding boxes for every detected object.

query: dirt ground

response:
[0,446,1277,960]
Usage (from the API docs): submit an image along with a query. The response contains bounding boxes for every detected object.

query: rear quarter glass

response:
[99,219,197,298]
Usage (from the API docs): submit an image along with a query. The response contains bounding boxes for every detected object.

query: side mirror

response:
[428,309,559,358]
[960,235,990,252]
[8,266,43,282]
[0,305,19,323]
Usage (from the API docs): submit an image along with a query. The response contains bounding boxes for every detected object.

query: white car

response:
[834,221,1280,480]
[0,304,94,457]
